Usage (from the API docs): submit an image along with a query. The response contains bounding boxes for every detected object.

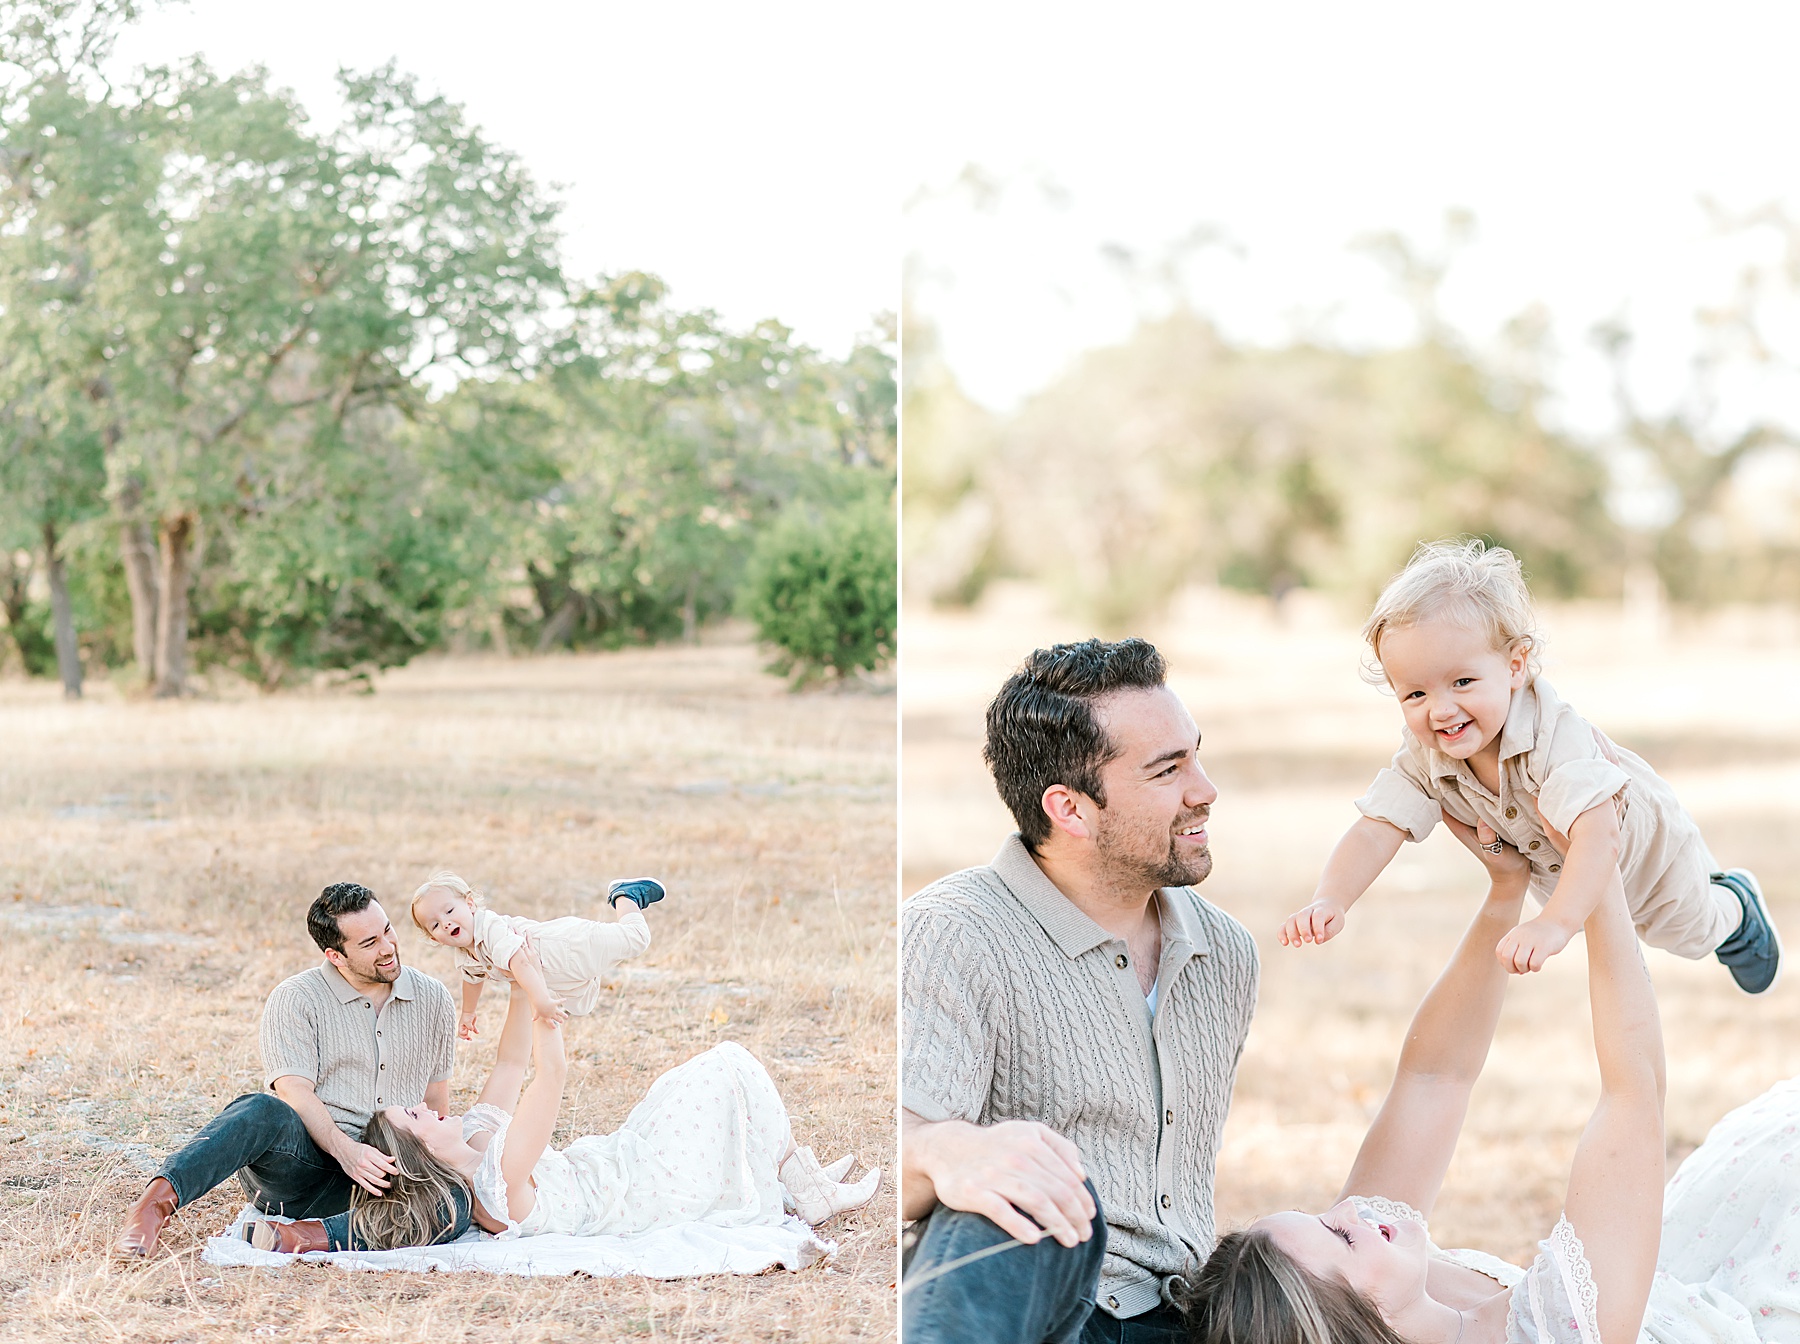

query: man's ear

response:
[1040,784,1093,843]
[322,946,349,972]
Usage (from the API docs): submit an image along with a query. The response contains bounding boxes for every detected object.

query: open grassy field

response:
[903,582,1800,1264]
[0,638,896,1342]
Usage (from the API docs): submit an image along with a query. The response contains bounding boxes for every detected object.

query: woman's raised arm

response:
[1561,862,1663,1344]
[474,986,535,1115]
[497,1014,570,1225]
[1337,814,1526,1216]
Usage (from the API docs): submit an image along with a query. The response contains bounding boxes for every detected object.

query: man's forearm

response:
[423,1079,450,1114]
[901,1109,947,1221]
[270,1081,352,1162]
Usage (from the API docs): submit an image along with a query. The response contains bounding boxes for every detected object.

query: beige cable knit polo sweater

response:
[903,836,1259,1319]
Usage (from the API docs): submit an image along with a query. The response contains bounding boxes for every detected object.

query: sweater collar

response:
[990,834,1213,960]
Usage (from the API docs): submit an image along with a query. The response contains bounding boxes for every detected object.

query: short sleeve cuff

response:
[900,1085,968,1125]
[1536,761,1629,835]
[479,929,527,971]
[1354,769,1442,842]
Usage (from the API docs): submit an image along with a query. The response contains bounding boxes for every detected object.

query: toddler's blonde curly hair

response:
[409,869,486,935]
[1361,539,1543,685]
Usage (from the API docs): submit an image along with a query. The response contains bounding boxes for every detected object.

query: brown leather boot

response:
[247,1217,331,1254]
[113,1177,179,1260]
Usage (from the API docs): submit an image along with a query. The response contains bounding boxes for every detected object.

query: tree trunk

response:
[682,575,698,644]
[0,550,30,673]
[42,521,82,700]
[153,512,196,698]
[114,478,161,683]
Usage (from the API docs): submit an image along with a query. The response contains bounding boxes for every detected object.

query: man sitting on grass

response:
[113,881,466,1258]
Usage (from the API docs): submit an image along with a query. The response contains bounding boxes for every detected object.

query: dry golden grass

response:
[0,637,896,1342]
[903,582,1800,1265]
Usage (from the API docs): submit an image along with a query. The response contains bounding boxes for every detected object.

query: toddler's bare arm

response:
[1494,801,1620,973]
[1280,815,1406,947]
[507,946,569,1024]
[459,977,484,1039]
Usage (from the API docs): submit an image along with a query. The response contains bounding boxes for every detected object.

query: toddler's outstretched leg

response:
[1714,869,1781,994]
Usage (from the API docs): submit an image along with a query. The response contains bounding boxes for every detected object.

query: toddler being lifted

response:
[1281,539,1780,991]
[412,870,663,1036]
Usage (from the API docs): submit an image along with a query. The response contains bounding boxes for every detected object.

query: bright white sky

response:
[110,0,896,360]
[900,1,1800,435]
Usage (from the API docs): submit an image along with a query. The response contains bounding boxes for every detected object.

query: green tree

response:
[743,489,896,685]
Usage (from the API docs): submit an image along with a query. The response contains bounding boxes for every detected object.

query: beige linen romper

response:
[458,905,651,1016]
[1355,678,1738,958]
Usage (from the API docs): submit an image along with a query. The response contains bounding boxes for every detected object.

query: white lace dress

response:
[1354,1076,1800,1344]
[464,1042,794,1238]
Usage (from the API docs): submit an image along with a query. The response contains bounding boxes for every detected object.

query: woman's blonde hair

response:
[1176,1227,1414,1344]
[347,1110,471,1251]
[410,869,485,935]
[1361,538,1542,685]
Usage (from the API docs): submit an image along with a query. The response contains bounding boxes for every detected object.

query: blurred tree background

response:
[904,199,1800,631]
[0,0,895,696]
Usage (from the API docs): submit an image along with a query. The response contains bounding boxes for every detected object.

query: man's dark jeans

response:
[903,1184,1187,1344]
[157,1092,470,1252]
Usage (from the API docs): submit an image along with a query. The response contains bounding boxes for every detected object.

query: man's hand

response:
[458,1011,480,1041]
[1279,899,1346,948]
[911,1118,1095,1248]
[338,1140,399,1196]
[1495,915,1576,974]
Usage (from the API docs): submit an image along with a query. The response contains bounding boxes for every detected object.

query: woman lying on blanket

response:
[1179,813,1798,1344]
[244,993,881,1252]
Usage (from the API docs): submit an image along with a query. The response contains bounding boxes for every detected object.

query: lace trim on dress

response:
[1348,1194,1428,1227]
[463,1102,510,1138]
[1547,1216,1601,1344]
[1436,1246,1527,1289]
[463,1105,519,1237]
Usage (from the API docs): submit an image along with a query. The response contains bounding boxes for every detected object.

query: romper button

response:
[1161,1193,1172,1209]
[1107,1296,1120,1311]
[1505,806,1518,819]
[1166,1109,1174,1125]
[1528,841,1539,851]
[1115,954,1128,970]
[1549,864,1561,873]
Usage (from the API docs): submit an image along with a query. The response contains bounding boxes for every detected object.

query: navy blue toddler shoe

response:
[1715,868,1780,994]
[608,878,666,910]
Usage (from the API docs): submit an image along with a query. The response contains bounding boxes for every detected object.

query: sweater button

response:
[1165,1109,1174,1125]
[1115,954,1128,970]
[1106,1296,1119,1311]
[1161,1193,1172,1209]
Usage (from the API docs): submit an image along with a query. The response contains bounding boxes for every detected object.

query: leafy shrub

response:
[742,492,895,685]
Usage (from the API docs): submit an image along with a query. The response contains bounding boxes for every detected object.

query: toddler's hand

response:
[1280,899,1346,948]
[532,996,570,1026]
[1495,916,1575,974]
[458,1011,479,1041]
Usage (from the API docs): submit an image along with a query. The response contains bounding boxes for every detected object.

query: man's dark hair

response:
[308,882,379,955]
[983,637,1168,852]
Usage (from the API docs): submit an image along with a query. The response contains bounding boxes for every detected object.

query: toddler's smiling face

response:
[414,890,476,948]
[1377,616,1527,772]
